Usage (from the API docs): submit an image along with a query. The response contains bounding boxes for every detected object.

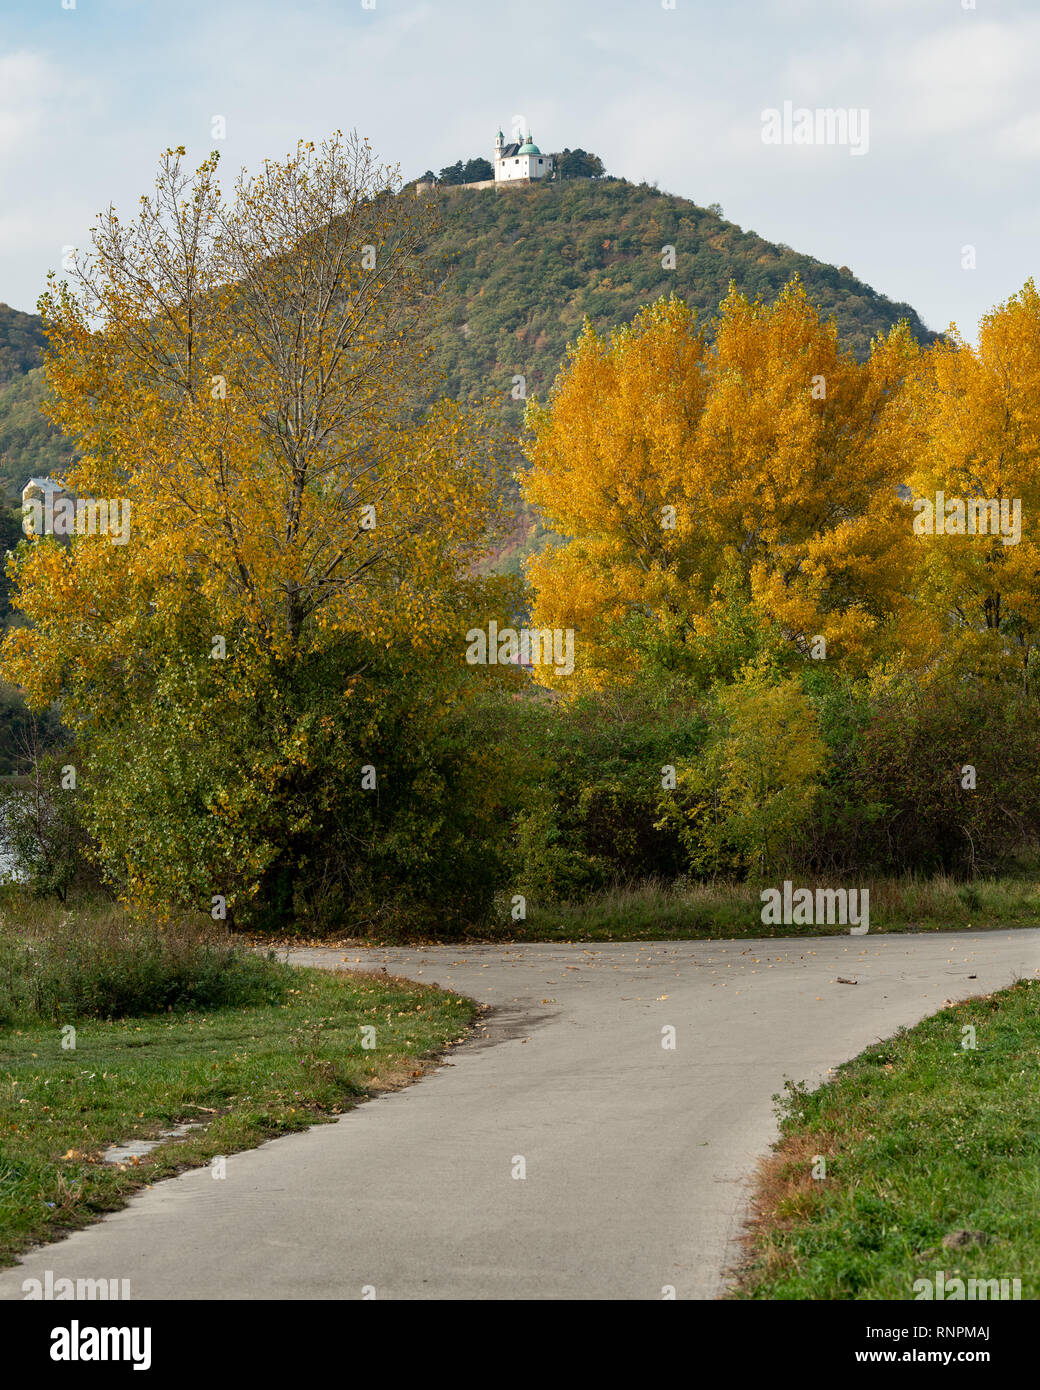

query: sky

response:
[1,0,1038,342]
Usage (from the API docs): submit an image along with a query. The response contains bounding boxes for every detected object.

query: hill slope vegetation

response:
[0,176,937,504]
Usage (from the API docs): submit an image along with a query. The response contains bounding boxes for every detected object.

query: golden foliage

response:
[523,282,926,688]
[5,134,507,722]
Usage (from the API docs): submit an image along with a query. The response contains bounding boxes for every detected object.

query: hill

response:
[0,177,938,508]
[423,177,938,410]
[0,368,74,498]
[0,304,71,503]
[0,304,46,387]
[417,176,939,570]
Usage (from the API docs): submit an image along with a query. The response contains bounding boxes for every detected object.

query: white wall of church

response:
[495,155,552,182]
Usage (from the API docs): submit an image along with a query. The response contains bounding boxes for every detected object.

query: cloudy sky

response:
[1,0,1037,341]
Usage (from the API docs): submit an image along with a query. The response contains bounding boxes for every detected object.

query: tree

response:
[437,157,494,185]
[0,181,941,506]
[556,149,605,180]
[2,133,513,922]
[909,280,1040,692]
[0,712,88,902]
[462,157,493,182]
[522,282,925,690]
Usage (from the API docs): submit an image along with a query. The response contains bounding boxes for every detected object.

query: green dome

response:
[518,136,541,155]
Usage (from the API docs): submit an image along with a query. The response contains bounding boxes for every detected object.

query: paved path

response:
[3,931,1038,1300]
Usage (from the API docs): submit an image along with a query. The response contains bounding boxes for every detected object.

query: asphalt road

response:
[2,930,1038,1300]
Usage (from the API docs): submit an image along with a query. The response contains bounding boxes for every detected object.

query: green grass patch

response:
[505,873,1040,942]
[0,962,477,1267]
[732,977,1040,1299]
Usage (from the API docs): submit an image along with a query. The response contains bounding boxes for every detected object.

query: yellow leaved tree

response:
[2,133,512,922]
[523,282,926,690]
[908,279,1040,691]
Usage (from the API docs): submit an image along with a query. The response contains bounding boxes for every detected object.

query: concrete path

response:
[2,931,1038,1300]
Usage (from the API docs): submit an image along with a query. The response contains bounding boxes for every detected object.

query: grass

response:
[731,977,1040,1300]
[0,897,285,1023]
[0,896,478,1266]
[503,872,1040,943]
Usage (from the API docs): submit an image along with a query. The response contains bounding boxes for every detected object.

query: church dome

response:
[518,136,541,154]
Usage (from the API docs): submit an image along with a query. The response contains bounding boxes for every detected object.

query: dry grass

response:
[731,1127,858,1291]
[514,869,1040,941]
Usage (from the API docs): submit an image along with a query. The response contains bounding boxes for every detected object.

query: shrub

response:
[795,665,1040,877]
[0,705,97,902]
[0,900,287,1023]
[846,671,1040,875]
[510,680,708,905]
[0,750,92,903]
[658,671,827,878]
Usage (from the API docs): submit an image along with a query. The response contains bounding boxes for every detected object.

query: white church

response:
[493,129,554,184]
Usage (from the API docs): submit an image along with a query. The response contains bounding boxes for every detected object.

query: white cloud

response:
[995,113,1040,161]
[887,20,1040,136]
[0,51,52,154]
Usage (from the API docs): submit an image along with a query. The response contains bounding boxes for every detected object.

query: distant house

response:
[21,476,74,542]
[413,129,558,196]
[494,129,554,184]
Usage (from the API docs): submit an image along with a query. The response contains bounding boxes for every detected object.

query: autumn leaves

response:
[0,136,515,924]
[510,279,1040,883]
[521,279,1040,695]
[5,127,1040,919]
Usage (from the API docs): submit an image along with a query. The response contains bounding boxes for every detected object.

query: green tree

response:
[463,157,493,182]
[556,149,605,179]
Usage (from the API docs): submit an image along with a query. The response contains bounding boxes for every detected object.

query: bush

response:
[0,900,287,1023]
[790,665,1040,877]
[509,680,708,906]
[70,631,519,938]
[658,671,827,878]
[0,752,93,903]
[844,671,1040,875]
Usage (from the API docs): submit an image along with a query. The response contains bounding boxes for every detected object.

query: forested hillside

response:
[0,305,71,502]
[423,177,938,411]
[0,176,937,506]
[0,369,74,499]
[0,304,46,385]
